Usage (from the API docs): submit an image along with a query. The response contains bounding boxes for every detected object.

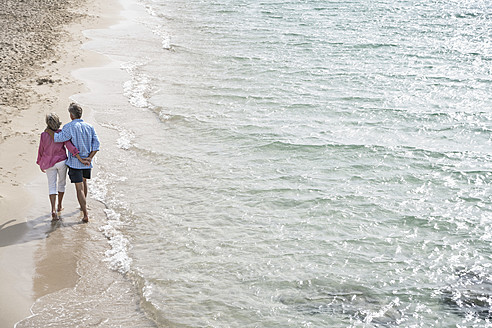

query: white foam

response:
[100,122,135,150]
[116,129,135,150]
[152,25,172,50]
[100,209,133,274]
[121,61,154,109]
[145,4,157,17]
[143,3,172,50]
[89,171,128,204]
[90,172,133,274]
[88,175,108,203]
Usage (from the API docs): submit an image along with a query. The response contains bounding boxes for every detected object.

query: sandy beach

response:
[0,0,154,326]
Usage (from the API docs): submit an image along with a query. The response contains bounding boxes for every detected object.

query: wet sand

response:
[0,0,155,326]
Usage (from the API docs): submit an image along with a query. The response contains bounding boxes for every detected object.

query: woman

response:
[36,113,88,221]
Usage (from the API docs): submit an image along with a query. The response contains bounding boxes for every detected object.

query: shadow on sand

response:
[0,210,84,248]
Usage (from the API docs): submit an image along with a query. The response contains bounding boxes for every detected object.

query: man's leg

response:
[82,178,88,198]
[75,182,89,222]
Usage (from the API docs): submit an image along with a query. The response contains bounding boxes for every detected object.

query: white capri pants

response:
[45,160,68,195]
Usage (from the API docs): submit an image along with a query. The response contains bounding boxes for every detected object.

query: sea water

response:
[73,0,492,326]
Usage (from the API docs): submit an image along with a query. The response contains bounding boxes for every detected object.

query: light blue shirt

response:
[54,119,100,169]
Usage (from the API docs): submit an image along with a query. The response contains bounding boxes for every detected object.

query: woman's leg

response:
[45,166,59,220]
[49,194,57,218]
[56,162,68,212]
[57,192,65,211]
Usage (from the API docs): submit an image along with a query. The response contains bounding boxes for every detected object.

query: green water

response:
[52,0,492,326]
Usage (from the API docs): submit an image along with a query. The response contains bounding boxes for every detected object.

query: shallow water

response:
[36,0,492,326]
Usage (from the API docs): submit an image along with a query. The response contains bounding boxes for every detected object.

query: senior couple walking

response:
[36,103,100,222]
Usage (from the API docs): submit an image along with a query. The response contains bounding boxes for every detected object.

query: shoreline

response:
[0,0,154,327]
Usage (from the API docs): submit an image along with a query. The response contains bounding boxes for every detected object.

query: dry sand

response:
[0,0,149,326]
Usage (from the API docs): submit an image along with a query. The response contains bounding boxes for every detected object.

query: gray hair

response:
[46,113,61,131]
[68,102,83,119]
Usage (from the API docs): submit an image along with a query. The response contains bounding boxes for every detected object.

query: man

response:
[54,102,100,222]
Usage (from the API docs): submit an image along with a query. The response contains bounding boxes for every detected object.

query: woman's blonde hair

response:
[46,113,61,131]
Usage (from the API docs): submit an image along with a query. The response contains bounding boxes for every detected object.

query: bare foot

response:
[51,212,59,221]
[82,216,89,223]
[57,206,64,212]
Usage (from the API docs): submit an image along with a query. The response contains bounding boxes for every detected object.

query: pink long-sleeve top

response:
[36,130,79,171]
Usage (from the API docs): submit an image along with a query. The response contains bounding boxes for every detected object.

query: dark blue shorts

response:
[68,167,91,184]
